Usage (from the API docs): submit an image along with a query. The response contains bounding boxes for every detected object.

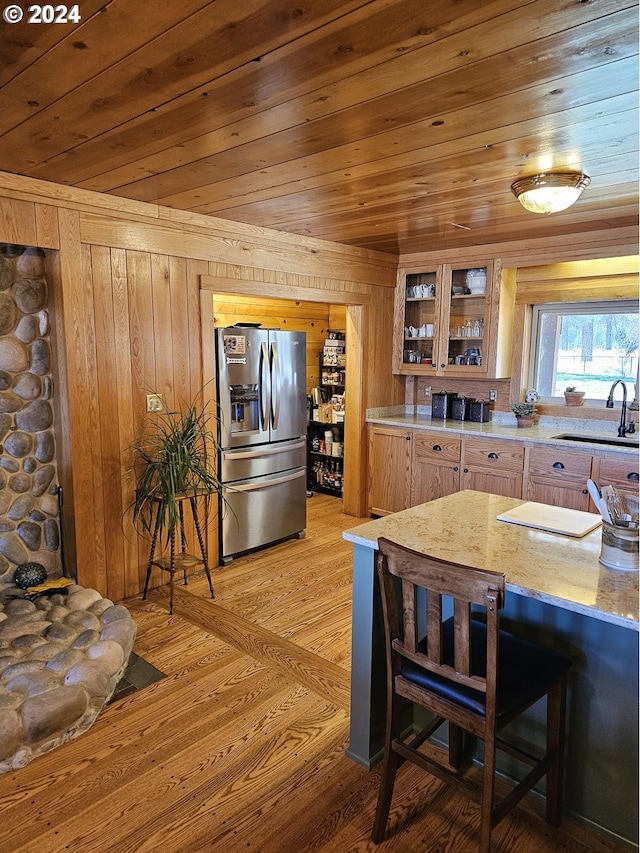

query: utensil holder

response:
[599,521,639,571]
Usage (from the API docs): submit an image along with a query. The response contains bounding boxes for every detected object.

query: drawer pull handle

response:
[463,468,469,473]
[405,435,411,441]
[582,489,588,495]
[433,444,442,452]
[487,452,498,460]
[453,466,459,472]
[552,461,565,469]
[627,472,639,481]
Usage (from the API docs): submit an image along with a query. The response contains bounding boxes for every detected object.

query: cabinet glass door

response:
[401,270,440,369]
[442,264,491,374]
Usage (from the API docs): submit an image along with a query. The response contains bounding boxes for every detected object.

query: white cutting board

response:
[497,501,602,538]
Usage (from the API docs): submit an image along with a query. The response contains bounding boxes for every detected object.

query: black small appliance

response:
[432,391,457,419]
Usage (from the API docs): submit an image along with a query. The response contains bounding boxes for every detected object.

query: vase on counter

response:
[515,413,536,428]
[511,401,537,427]
[564,390,585,406]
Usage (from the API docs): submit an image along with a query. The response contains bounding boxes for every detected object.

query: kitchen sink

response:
[552,433,639,449]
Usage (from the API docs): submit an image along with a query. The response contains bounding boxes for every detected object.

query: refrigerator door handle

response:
[226,469,304,492]
[259,341,269,431]
[222,439,305,461]
[270,341,280,430]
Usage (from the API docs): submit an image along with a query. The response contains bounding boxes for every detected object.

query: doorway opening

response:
[199,277,368,530]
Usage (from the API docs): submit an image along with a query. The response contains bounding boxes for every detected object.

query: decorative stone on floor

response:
[0,582,137,773]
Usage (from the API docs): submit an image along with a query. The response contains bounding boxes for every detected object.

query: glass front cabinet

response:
[393,259,514,378]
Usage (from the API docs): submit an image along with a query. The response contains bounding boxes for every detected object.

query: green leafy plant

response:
[511,401,536,416]
[565,386,577,393]
[130,396,222,545]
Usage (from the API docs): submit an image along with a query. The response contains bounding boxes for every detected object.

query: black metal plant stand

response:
[142,494,214,614]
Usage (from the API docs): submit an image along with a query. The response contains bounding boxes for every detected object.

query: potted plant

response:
[564,386,585,406]
[511,401,537,428]
[130,394,222,547]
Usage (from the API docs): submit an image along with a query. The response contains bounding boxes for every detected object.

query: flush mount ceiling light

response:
[511,172,591,215]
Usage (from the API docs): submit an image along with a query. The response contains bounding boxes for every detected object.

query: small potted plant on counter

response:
[511,401,537,428]
[564,386,585,406]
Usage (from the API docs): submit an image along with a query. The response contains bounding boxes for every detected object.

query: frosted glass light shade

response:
[511,173,591,215]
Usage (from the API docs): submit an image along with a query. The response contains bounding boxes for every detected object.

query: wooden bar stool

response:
[142,494,214,614]
[373,536,572,852]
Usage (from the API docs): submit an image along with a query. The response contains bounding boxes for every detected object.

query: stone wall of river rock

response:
[0,246,62,585]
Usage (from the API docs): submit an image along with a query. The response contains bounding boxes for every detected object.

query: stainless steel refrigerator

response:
[215,325,307,563]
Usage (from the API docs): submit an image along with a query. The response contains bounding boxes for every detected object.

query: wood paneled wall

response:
[515,256,639,303]
[0,172,401,602]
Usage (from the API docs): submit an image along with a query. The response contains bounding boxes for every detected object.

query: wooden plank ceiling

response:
[1,0,638,255]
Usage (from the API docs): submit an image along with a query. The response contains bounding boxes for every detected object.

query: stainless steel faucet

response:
[606,380,635,437]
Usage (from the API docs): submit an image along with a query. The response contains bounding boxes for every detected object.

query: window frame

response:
[528,299,639,404]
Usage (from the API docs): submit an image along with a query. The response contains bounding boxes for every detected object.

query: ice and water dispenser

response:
[228,384,259,435]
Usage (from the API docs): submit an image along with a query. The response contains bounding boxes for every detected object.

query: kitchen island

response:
[343,490,639,846]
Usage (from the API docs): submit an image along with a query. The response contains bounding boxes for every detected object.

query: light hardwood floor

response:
[0,495,630,853]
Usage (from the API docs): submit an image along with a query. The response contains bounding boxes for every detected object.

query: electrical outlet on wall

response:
[489,390,497,402]
[146,394,165,412]
[424,386,432,397]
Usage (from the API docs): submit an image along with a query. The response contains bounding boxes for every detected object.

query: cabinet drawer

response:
[414,433,461,462]
[463,439,524,471]
[598,456,640,489]
[528,447,592,480]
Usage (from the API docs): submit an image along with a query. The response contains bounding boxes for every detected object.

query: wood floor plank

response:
[117,699,349,853]
[1,646,268,819]
[182,725,360,853]
[149,584,351,711]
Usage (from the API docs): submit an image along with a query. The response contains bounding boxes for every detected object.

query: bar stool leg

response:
[545,676,567,826]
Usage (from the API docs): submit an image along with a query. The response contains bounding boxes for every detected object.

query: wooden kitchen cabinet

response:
[411,433,461,505]
[368,425,412,516]
[593,455,640,504]
[525,447,592,511]
[461,438,524,498]
[392,259,515,379]
[366,423,635,519]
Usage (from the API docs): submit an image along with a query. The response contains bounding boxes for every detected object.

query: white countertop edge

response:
[504,582,640,632]
[343,530,379,548]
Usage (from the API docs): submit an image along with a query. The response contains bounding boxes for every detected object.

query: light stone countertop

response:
[366,406,639,456]
[343,490,639,631]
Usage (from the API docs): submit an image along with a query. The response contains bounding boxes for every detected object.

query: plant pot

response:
[515,414,536,428]
[564,392,585,407]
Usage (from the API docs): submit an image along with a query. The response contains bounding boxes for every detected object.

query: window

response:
[529,300,638,402]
